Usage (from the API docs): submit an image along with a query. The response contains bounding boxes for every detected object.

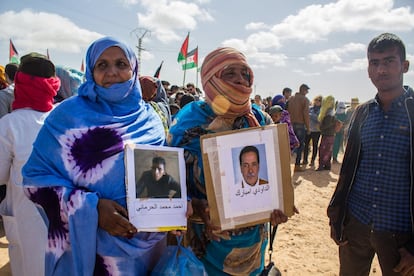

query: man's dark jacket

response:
[327,86,414,252]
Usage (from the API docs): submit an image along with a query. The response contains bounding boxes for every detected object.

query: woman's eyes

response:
[94,60,129,71]
[95,62,107,70]
[116,61,129,69]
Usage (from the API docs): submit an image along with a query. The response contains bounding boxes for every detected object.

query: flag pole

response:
[196,67,199,92]
[182,63,187,87]
[195,46,199,91]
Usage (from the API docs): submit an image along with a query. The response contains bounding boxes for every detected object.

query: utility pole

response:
[130,28,151,75]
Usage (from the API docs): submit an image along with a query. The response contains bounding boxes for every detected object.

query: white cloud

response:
[270,0,414,42]
[245,22,270,31]
[220,0,414,70]
[246,32,282,50]
[309,42,365,64]
[220,38,286,67]
[119,0,139,5]
[221,39,250,53]
[292,69,321,76]
[328,57,366,72]
[250,52,288,67]
[0,10,102,53]
[222,31,281,53]
[309,50,343,64]
[137,0,213,42]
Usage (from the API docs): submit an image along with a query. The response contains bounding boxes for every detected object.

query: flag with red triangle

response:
[9,39,19,64]
[80,58,85,72]
[180,47,198,70]
[177,33,189,63]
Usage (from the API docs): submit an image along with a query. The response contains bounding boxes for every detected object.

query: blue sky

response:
[1,0,413,103]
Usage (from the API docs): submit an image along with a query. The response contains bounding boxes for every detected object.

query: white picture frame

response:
[124,144,187,232]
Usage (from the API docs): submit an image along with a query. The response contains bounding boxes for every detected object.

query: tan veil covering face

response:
[201,47,259,129]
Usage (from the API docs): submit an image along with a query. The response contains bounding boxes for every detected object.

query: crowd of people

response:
[0,32,413,275]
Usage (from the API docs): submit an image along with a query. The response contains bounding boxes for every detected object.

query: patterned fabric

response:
[168,46,270,275]
[149,101,169,136]
[348,92,411,232]
[168,101,267,275]
[22,37,166,276]
[280,110,299,151]
[318,135,334,167]
[200,47,259,128]
[269,95,298,150]
[168,48,267,275]
[12,71,60,112]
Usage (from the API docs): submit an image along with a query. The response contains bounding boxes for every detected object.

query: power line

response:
[130,28,151,75]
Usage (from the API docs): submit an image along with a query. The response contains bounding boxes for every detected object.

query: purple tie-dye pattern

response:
[94,254,111,276]
[27,187,69,254]
[71,127,123,174]
[21,37,168,275]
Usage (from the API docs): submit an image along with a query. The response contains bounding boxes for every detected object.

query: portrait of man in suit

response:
[239,145,268,188]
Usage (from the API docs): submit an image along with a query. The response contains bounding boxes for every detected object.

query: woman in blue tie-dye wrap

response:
[22,36,167,276]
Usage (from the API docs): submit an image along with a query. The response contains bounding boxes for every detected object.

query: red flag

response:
[177,33,189,62]
[9,39,19,63]
[153,61,163,78]
[80,58,85,72]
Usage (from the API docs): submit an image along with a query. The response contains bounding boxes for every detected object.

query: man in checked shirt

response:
[328,33,414,276]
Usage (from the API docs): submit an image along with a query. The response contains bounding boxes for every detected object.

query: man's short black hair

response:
[5,63,19,82]
[282,87,292,95]
[368,33,406,61]
[239,145,260,165]
[152,156,166,166]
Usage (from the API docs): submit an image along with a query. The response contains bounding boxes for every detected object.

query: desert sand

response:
[0,153,381,276]
[272,156,380,276]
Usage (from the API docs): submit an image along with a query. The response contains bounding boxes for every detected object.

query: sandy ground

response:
[271,154,380,275]
[0,153,381,276]
[0,219,11,275]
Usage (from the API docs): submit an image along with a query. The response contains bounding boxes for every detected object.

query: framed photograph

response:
[201,124,294,230]
[124,144,187,232]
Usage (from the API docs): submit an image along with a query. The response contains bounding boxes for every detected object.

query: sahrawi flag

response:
[181,47,198,70]
[9,39,19,64]
[177,33,189,63]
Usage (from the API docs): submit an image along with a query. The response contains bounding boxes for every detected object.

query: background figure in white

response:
[0,53,60,276]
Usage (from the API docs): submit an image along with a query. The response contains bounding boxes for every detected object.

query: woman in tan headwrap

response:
[316,95,339,171]
[168,47,289,275]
